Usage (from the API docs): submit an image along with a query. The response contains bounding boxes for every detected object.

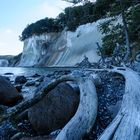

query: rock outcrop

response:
[0,54,22,67]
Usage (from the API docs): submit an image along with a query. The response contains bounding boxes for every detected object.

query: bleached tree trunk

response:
[56,75,98,140]
[98,67,140,140]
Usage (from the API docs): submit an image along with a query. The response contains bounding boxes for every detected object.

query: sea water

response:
[0,66,77,76]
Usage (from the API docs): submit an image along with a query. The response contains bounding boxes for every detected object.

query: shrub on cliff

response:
[19,18,61,41]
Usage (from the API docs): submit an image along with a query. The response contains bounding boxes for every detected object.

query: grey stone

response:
[28,83,79,134]
[15,76,27,84]
[0,76,23,106]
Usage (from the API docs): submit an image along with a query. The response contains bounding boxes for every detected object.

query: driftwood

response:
[1,67,140,140]
[98,67,140,140]
[0,72,98,140]
[56,74,98,140]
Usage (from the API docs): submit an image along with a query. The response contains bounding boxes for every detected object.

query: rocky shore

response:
[0,65,125,140]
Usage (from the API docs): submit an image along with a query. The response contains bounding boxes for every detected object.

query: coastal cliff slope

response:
[19,19,103,67]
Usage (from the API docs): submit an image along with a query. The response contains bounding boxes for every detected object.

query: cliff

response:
[0,54,22,67]
[19,19,103,67]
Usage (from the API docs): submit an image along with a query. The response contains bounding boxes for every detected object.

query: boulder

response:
[25,81,36,87]
[0,76,23,106]
[15,85,23,92]
[36,76,44,82]
[28,83,79,134]
[15,76,27,84]
[32,73,41,78]
[4,72,14,75]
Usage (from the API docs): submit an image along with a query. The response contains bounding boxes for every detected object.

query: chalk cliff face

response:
[19,33,59,66]
[0,54,22,67]
[19,20,103,67]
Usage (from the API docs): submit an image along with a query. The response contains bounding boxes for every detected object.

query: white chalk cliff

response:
[19,19,104,67]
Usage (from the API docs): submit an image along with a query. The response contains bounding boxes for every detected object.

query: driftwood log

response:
[56,74,98,140]
[98,67,140,140]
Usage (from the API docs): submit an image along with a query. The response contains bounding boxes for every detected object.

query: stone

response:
[4,72,14,75]
[25,81,36,87]
[15,85,23,92]
[0,76,23,106]
[36,76,44,82]
[32,73,41,78]
[15,76,27,84]
[28,83,79,135]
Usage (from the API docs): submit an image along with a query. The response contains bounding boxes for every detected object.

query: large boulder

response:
[28,83,79,134]
[0,76,23,106]
[15,76,27,84]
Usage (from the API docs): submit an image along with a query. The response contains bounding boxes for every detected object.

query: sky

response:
[0,0,71,55]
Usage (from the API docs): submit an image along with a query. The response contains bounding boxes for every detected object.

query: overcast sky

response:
[0,0,71,55]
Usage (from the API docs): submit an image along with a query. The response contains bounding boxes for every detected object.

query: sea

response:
[0,66,77,76]
[0,66,80,101]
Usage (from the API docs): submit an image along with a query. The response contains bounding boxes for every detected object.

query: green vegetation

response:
[20,1,116,41]
[19,18,61,41]
[98,1,140,58]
